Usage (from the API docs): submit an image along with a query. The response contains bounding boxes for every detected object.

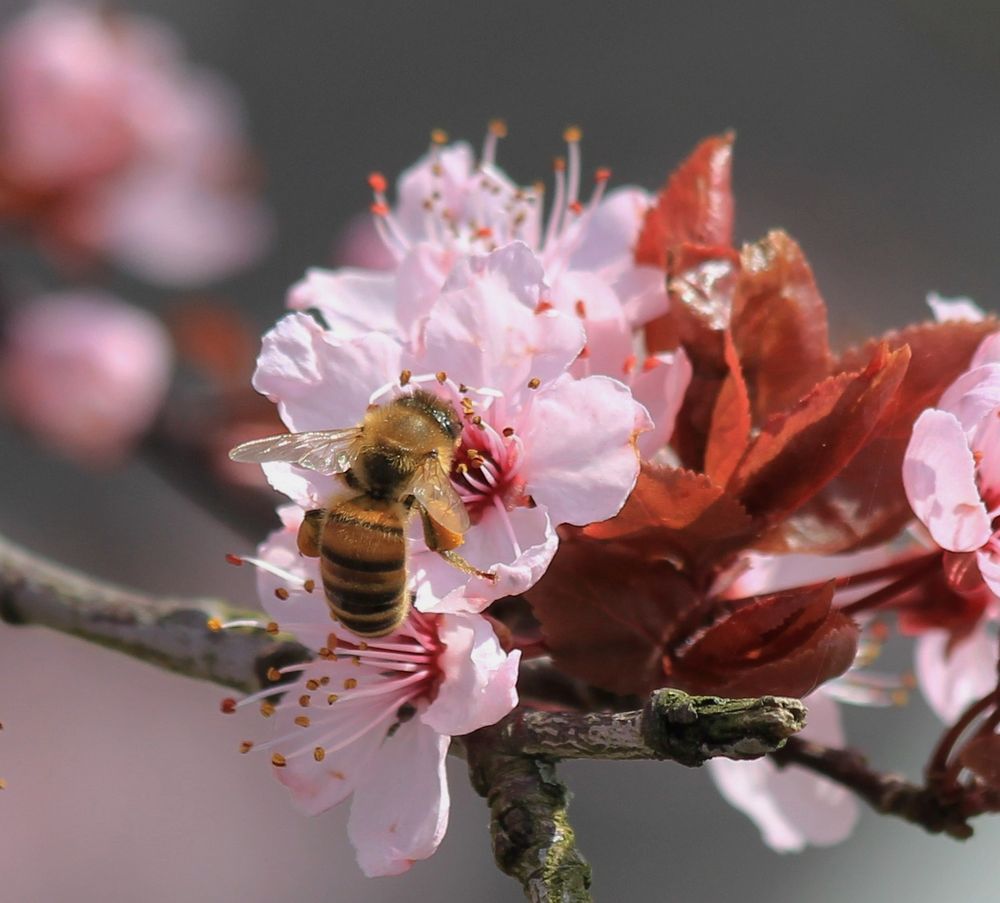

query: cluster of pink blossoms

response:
[0,2,270,284]
[231,127,1000,872]
[232,127,690,874]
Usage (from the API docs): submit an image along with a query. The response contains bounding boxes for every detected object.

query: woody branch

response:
[0,532,303,693]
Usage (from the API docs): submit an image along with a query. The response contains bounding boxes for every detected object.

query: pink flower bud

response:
[1,292,172,464]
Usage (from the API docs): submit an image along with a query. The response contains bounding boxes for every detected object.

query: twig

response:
[773,737,976,840]
[0,533,305,693]
[466,733,592,903]
[463,690,805,902]
[494,689,807,765]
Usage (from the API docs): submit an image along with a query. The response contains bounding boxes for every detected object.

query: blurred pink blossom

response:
[232,509,519,877]
[0,2,270,284]
[916,626,998,723]
[254,243,651,612]
[708,691,859,851]
[0,290,172,464]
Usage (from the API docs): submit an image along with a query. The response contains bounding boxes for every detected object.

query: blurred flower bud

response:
[0,3,271,285]
[1,291,172,465]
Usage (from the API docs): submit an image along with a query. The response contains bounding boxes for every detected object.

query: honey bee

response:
[229,389,492,637]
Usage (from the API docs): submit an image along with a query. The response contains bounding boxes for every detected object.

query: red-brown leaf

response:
[704,330,751,487]
[666,582,859,698]
[757,319,995,554]
[526,531,700,695]
[635,133,735,269]
[753,434,913,554]
[835,318,997,438]
[731,342,911,524]
[732,230,832,421]
[584,464,754,571]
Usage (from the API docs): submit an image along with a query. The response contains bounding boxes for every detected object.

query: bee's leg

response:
[410,498,497,582]
[296,509,325,558]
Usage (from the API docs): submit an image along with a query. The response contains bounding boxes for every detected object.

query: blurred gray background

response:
[2,1,1000,900]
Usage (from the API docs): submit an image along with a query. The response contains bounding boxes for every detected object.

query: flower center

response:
[222,598,447,766]
[451,417,524,520]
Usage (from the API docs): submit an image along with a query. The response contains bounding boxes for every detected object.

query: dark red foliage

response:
[635,133,735,270]
[732,230,832,421]
[704,330,751,487]
[730,342,910,525]
[527,534,859,697]
[527,530,700,696]
[834,318,998,438]
[762,319,998,554]
[665,582,859,698]
[896,553,992,639]
[584,464,753,574]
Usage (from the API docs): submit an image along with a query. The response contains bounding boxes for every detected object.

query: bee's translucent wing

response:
[228,428,362,475]
[411,456,471,535]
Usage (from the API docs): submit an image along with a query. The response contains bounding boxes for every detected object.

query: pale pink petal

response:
[518,374,648,526]
[936,364,1000,436]
[631,348,692,458]
[272,676,395,817]
[916,628,998,723]
[413,505,558,613]
[394,243,450,341]
[719,543,906,607]
[252,313,401,432]
[927,293,985,324]
[421,614,520,736]
[615,266,670,328]
[903,409,991,552]
[254,519,334,651]
[442,240,545,310]
[395,142,476,239]
[970,332,1000,369]
[551,271,632,379]
[287,267,398,338]
[417,268,583,399]
[348,719,450,877]
[708,692,858,852]
[567,186,650,273]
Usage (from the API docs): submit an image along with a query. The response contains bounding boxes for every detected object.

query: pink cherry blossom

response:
[0,291,172,464]
[230,511,519,877]
[916,625,998,723]
[903,332,1000,597]
[708,690,859,852]
[254,243,652,612]
[0,2,270,284]
[287,126,689,455]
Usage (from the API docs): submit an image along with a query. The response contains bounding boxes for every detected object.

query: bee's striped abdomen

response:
[319,499,409,637]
